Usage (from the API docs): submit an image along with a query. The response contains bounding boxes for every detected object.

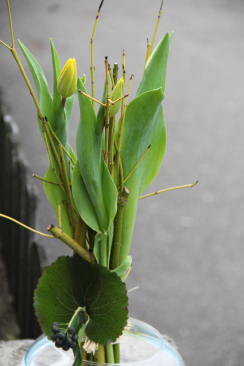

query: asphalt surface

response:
[0,1,244,365]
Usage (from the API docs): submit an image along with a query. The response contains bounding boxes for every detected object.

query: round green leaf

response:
[34,255,128,345]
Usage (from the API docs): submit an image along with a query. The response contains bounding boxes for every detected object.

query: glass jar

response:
[21,318,185,366]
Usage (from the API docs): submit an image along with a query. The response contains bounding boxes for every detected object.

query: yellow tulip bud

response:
[109,78,124,117]
[57,58,77,98]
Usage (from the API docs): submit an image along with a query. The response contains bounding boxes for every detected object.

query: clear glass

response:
[21,318,185,366]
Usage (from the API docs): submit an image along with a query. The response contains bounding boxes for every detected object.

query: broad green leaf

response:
[19,40,73,235]
[72,162,101,233]
[69,145,77,164]
[93,223,113,267]
[18,40,53,135]
[44,167,73,238]
[50,39,62,131]
[80,74,86,85]
[34,255,128,344]
[65,91,76,129]
[136,32,170,97]
[169,31,174,43]
[76,78,117,233]
[118,89,166,264]
[111,256,132,278]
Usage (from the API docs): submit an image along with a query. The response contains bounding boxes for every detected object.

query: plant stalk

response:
[106,344,115,364]
[47,225,96,263]
[75,215,87,248]
[139,181,198,200]
[113,343,120,364]
[110,187,130,270]
[113,63,119,85]
[94,345,106,363]
[58,145,76,237]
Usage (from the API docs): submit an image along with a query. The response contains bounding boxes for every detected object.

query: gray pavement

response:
[0,0,244,365]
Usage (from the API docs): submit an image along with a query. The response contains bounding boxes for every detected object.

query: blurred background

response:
[0,0,244,365]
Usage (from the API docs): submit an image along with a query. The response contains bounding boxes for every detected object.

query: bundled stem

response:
[94,345,106,363]
[48,225,96,263]
[58,144,76,237]
[110,187,130,270]
[75,215,87,248]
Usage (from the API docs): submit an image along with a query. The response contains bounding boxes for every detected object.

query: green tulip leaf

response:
[69,145,77,164]
[76,78,117,233]
[136,32,170,97]
[44,167,73,238]
[18,40,54,135]
[111,256,132,278]
[19,40,75,235]
[72,162,101,233]
[117,88,166,263]
[50,39,62,131]
[34,255,129,345]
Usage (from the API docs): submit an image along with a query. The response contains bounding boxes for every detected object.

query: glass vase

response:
[21,318,185,366]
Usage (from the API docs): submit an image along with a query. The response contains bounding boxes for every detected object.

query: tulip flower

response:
[57,58,77,98]
[109,78,124,117]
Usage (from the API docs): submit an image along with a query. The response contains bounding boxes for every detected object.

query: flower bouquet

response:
[0,1,196,364]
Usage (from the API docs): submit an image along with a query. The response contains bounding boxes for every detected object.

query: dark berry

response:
[68,327,75,335]
[62,343,70,351]
[53,322,60,327]
[57,332,66,341]
[52,325,60,334]
[55,339,63,348]
[70,342,77,349]
[72,334,78,342]
[51,334,58,341]
[66,336,73,347]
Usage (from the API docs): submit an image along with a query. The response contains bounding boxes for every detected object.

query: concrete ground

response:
[0,0,244,365]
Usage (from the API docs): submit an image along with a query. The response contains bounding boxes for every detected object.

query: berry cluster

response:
[51,322,78,351]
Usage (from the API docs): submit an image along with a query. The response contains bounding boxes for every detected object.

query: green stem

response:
[106,344,115,364]
[0,213,54,238]
[108,63,115,89]
[42,126,66,196]
[90,0,104,109]
[46,120,76,166]
[123,145,151,184]
[139,181,198,200]
[58,145,76,238]
[68,306,85,330]
[94,345,106,363]
[32,174,60,185]
[122,49,126,81]
[99,237,107,268]
[47,225,96,263]
[110,187,130,270]
[75,215,87,248]
[113,63,119,85]
[113,343,120,364]
[108,116,115,173]
[87,353,94,362]
[43,118,63,175]
[81,348,88,365]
